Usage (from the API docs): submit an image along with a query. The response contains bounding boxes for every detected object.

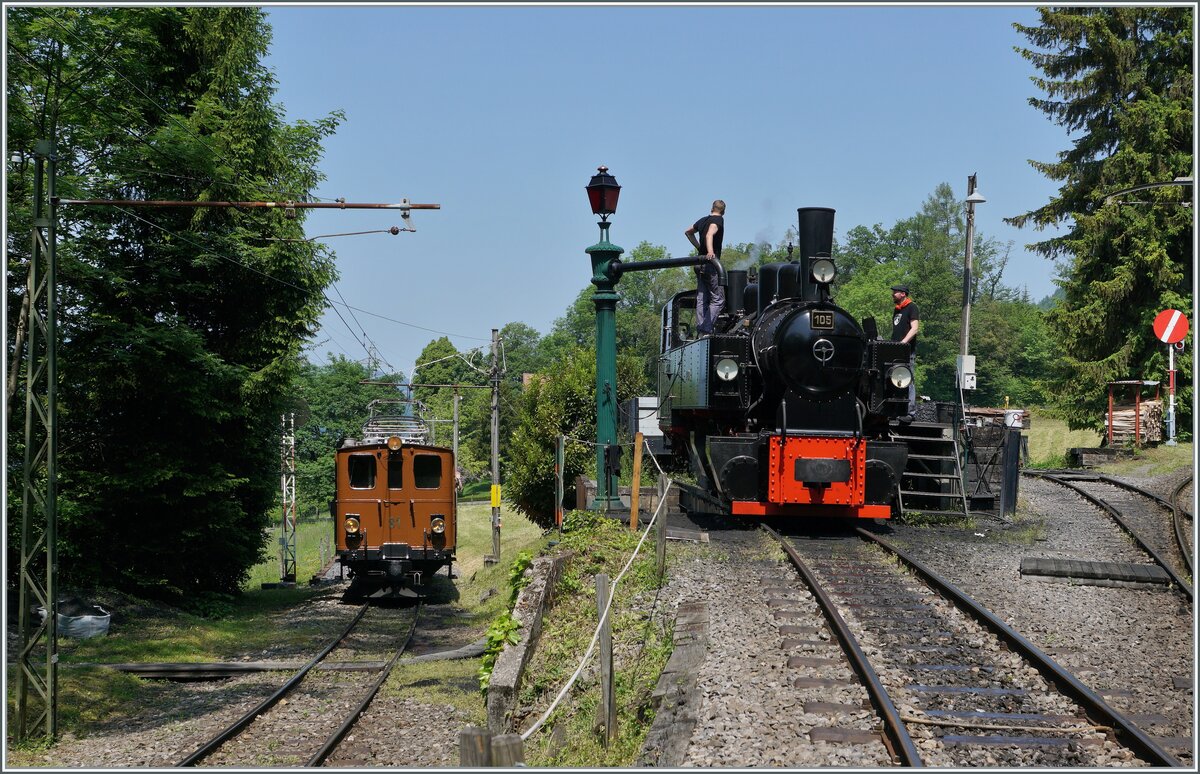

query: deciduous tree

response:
[6,7,341,597]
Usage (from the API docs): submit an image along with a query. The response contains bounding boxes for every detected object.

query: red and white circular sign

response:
[1153,309,1189,344]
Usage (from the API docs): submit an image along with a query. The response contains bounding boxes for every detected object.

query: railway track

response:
[176,601,420,767]
[1025,470,1193,598]
[763,525,1183,767]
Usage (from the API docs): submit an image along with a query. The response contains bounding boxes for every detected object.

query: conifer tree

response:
[1008,7,1193,435]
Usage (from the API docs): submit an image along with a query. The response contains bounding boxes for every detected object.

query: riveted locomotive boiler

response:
[657,207,912,518]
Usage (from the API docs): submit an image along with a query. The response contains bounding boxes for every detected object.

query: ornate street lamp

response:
[585,167,625,511]
[586,165,621,222]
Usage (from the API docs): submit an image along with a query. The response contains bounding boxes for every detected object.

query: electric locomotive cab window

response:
[348,454,376,489]
[414,454,442,489]
[388,450,404,489]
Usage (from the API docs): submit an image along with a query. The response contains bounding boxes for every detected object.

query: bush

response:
[505,347,645,528]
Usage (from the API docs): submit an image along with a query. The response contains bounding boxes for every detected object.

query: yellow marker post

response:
[491,484,502,509]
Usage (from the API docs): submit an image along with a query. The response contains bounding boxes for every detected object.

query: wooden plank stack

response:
[1108,399,1163,445]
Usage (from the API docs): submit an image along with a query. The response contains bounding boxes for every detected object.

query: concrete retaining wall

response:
[485,554,568,733]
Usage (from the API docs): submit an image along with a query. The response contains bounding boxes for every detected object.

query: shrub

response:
[505,346,645,528]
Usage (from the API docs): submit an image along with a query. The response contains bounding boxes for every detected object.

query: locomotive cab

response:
[333,436,456,597]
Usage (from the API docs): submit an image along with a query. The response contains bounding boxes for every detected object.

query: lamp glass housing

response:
[811,258,836,284]
[586,167,621,216]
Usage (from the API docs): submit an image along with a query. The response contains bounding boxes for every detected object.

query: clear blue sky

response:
[262,2,1071,378]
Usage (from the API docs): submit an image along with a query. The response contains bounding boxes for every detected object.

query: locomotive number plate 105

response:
[810,311,834,330]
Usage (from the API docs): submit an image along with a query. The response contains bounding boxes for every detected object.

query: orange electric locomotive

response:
[331,402,456,597]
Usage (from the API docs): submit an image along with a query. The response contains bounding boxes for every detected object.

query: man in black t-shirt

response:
[685,200,726,335]
[890,284,920,421]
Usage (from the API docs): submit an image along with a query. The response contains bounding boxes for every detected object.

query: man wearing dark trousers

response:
[891,284,919,422]
[685,200,726,335]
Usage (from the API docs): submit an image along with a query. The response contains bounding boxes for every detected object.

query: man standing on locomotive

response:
[685,200,726,335]
[891,284,920,422]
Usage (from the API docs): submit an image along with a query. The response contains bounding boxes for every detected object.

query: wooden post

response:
[555,435,565,534]
[1134,384,1142,448]
[491,734,526,766]
[460,725,492,766]
[629,432,644,531]
[656,474,667,581]
[1107,383,1114,446]
[595,573,616,742]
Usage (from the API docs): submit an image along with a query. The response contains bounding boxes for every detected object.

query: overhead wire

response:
[328,280,398,375]
[106,203,489,342]
[15,13,491,371]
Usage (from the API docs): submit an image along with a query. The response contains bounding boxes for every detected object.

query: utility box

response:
[621,397,666,455]
[956,355,977,390]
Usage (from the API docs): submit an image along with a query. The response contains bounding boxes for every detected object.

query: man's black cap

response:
[891,284,910,293]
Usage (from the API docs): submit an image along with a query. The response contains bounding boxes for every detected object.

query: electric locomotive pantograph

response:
[331,400,456,598]
[657,207,912,519]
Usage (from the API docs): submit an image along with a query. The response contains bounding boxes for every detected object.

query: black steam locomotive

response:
[656,207,911,519]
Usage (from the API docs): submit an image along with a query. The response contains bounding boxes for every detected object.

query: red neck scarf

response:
[894,297,912,311]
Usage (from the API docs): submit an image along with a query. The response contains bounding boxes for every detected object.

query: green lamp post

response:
[585,166,625,511]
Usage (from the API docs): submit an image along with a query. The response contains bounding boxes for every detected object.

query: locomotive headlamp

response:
[344,516,361,534]
[811,257,836,284]
[888,364,914,389]
[715,358,739,381]
[386,436,403,451]
[430,516,446,534]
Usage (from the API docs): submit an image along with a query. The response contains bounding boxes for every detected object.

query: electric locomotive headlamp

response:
[715,358,739,382]
[888,364,914,389]
[430,516,446,534]
[344,516,361,535]
[386,436,403,451]
[811,258,836,284]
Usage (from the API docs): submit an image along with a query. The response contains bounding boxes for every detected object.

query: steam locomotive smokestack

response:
[726,269,747,315]
[797,207,835,301]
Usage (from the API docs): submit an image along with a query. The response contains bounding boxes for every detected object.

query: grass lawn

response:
[1024,409,1104,467]
[244,519,337,589]
[1021,408,1193,476]
[1094,440,1195,478]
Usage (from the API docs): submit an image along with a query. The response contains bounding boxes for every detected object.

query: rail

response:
[1024,471,1193,600]
[1171,476,1193,577]
[305,602,422,766]
[762,525,922,766]
[176,604,369,766]
[858,527,1183,768]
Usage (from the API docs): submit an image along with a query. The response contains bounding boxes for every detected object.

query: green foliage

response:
[507,550,534,606]
[181,591,237,621]
[539,242,690,385]
[1008,7,1193,435]
[478,550,537,694]
[835,184,1039,404]
[518,509,673,766]
[5,7,342,598]
[505,347,647,528]
[407,335,519,481]
[477,611,521,694]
